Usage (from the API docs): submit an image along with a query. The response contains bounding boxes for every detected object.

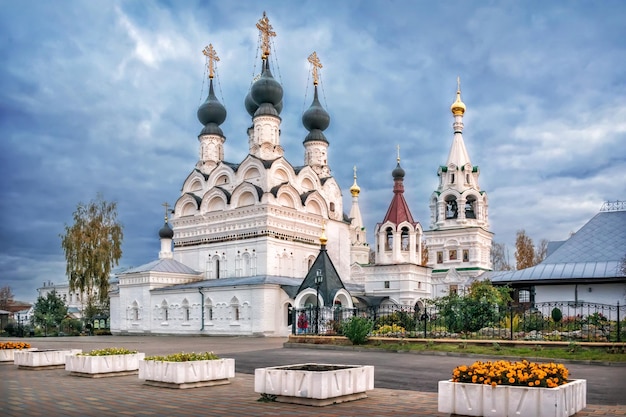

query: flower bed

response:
[66,347,145,378]
[14,349,82,370]
[254,363,374,406]
[438,360,586,417]
[138,352,234,389]
[0,342,32,362]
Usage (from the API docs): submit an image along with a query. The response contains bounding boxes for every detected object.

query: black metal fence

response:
[292,301,626,342]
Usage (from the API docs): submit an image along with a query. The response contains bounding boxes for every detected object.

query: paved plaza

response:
[1,336,625,416]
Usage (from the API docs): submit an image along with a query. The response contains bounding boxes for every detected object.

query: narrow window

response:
[384,281,390,289]
[401,227,409,250]
[463,250,469,262]
[437,252,443,264]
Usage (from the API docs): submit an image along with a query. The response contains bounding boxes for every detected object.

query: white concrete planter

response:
[437,379,586,417]
[0,348,35,363]
[138,358,235,389]
[14,349,82,369]
[254,363,375,406]
[66,353,145,377]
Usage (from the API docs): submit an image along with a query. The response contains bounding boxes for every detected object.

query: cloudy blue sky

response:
[2,1,625,303]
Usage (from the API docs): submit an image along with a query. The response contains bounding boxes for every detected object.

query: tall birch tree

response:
[60,195,123,313]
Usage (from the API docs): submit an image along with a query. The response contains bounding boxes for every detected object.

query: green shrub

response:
[79,347,137,356]
[374,311,416,331]
[342,316,373,345]
[551,308,563,323]
[372,324,406,336]
[144,352,220,362]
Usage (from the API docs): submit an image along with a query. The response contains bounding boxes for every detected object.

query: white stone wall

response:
[534,284,626,306]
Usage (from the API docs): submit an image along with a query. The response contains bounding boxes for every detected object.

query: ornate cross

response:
[162,202,170,222]
[397,144,401,163]
[202,44,219,79]
[457,76,461,93]
[256,12,276,58]
[353,165,357,180]
[308,51,323,86]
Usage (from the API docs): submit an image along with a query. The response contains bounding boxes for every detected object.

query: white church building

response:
[109,13,492,336]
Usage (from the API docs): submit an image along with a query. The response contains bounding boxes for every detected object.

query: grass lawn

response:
[367,340,626,362]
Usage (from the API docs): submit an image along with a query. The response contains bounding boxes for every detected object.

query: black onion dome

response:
[159,222,174,239]
[197,79,227,127]
[244,91,259,117]
[392,162,405,179]
[302,86,330,131]
[250,60,283,113]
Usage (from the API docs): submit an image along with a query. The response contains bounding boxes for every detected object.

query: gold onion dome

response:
[350,181,361,197]
[350,167,361,196]
[450,86,466,116]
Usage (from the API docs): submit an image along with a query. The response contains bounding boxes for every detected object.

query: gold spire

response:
[162,202,170,223]
[350,165,361,196]
[256,11,276,59]
[202,44,219,79]
[319,221,328,246]
[450,76,466,116]
[307,52,322,86]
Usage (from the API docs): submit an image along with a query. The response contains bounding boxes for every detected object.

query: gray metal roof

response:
[151,275,302,293]
[120,258,201,276]
[489,210,626,284]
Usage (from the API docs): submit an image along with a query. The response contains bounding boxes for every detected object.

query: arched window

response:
[161,300,169,322]
[401,227,409,251]
[385,227,393,250]
[230,297,240,321]
[445,198,458,219]
[286,303,293,326]
[182,299,190,322]
[131,301,139,321]
[205,298,213,321]
[465,196,476,219]
[242,252,251,276]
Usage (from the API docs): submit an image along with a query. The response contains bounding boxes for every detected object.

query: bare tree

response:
[0,285,14,310]
[515,229,536,270]
[534,238,549,264]
[490,242,512,271]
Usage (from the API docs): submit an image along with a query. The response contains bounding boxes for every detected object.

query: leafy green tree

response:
[432,280,512,333]
[60,194,123,319]
[33,291,68,336]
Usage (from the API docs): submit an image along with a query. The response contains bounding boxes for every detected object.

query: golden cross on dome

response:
[308,51,322,86]
[457,76,461,93]
[202,44,219,79]
[353,165,357,179]
[162,202,170,222]
[256,12,276,58]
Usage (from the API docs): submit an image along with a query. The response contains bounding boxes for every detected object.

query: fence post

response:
[618,301,621,343]
[509,303,514,341]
